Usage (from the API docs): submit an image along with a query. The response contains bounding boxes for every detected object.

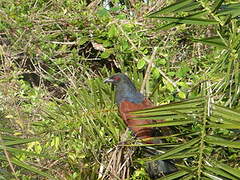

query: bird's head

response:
[104,73,144,104]
[103,73,127,86]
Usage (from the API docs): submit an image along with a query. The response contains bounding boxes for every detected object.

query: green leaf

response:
[130,114,191,121]
[158,170,189,180]
[154,17,219,25]
[174,2,201,13]
[205,136,240,148]
[167,72,175,77]
[101,49,113,59]
[78,37,88,45]
[158,10,208,30]
[130,97,204,114]
[204,165,239,180]
[207,122,240,129]
[137,59,146,69]
[191,36,227,48]
[177,82,189,88]
[0,145,55,159]
[215,161,240,178]
[129,107,201,119]
[152,68,160,79]
[202,171,226,180]
[97,8,109,17]
[148,0,194,16]
[148,137,200,161]
[216,5,240,17]
[166,81,175,92]
[210,116,240,126]
[213,104,240,122]
[176,64,190,78]
[132,120,195,128]
[212,0,225,13]
[2,138,38,146]
[159,152,197,160]
[108,24,118,38]
[178,91,186,99]
[103,40,112,47]
[0,157,55,179]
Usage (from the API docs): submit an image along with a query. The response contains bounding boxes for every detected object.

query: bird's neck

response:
[115,82,144,105]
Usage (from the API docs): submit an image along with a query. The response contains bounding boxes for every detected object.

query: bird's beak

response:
[104,78,114,83]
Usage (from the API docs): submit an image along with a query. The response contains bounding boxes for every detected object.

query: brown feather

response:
[119,98,171,143]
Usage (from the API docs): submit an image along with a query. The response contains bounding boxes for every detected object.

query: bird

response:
[104,73,177,178]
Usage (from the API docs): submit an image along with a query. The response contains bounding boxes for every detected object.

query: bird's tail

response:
[144,147,177,179]
[146,159,177,178]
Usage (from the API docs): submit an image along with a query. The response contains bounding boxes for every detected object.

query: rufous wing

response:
[119,98,171,143]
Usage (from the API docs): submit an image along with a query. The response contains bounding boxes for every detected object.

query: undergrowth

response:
[0,0,240,179]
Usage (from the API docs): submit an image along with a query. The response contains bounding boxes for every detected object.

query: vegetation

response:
[0,0,240,179]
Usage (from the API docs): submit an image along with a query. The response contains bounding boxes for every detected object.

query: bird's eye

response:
[113,76,121,81]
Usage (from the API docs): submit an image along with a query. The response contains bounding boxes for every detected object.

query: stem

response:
[140,47,158,94]
[197,81,211,179]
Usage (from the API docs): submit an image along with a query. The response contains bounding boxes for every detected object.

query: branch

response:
[141,47,158,95]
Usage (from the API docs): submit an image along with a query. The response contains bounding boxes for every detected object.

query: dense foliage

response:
[0,0,240,179]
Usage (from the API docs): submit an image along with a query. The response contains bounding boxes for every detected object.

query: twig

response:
[141,47,158,94]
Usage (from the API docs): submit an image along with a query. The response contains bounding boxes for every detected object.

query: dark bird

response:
[104,73,177,178]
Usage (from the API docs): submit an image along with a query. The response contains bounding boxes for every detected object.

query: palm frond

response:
[131,97,240,179]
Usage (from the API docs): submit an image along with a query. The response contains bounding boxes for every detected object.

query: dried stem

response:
[141,47,158,95]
